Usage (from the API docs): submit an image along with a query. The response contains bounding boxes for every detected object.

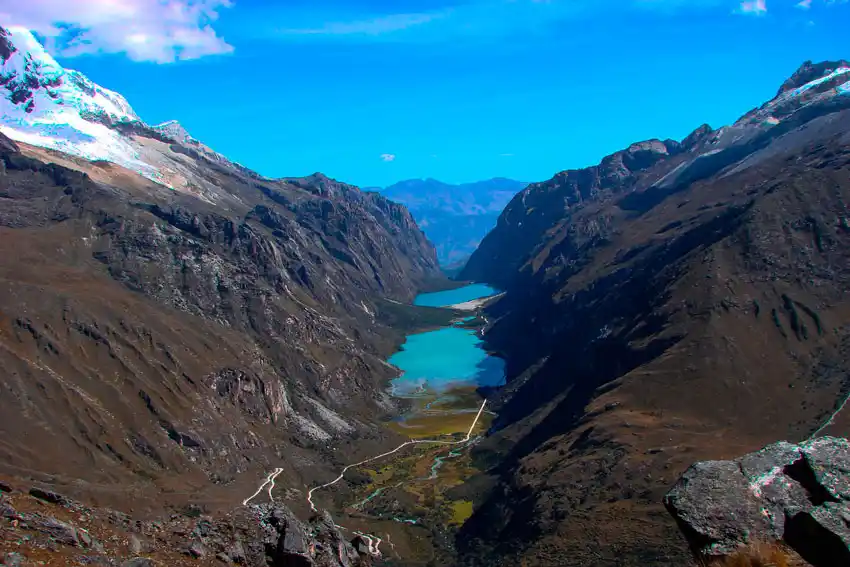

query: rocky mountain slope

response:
[378,177,526,266]
[0,24,441,533]
[457,60,850,565]
[1,481,371,567]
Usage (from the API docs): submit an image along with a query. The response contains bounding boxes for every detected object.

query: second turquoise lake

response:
[390,284,505,396]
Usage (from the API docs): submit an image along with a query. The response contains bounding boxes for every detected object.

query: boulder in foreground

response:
[665,436,850,566]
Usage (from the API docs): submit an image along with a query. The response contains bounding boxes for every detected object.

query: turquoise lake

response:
[413,284,498,308]
[390,284,505,396]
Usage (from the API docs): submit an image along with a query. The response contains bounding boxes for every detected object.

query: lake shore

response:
[312,283,505,564]
[446,292,505,311]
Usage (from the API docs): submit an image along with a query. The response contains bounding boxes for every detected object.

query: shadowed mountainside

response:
[456,61,850,566]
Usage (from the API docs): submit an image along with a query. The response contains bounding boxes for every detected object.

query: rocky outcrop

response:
[0,27,14,61]
[0,485,369,566]
[249,505,370,567]
[665,436,850,566]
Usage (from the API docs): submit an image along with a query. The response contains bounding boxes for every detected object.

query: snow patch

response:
[789,67,850,98]
[0,27,160,181]
[697,148,723,159]
[653,160,689,188]
[360,301,374,317]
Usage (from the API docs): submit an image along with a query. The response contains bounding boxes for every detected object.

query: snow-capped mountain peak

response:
[0,26,160,180]
[740,60,850,127]
[152,120,194,145]
[777,59,850,95]
[0,25,258,205]
[696,60,850,152]
[0,27,139,123]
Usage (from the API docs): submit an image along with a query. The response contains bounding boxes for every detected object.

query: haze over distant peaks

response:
[379,177,527,266]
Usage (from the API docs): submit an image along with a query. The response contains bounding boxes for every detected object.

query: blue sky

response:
[6,0,849,187]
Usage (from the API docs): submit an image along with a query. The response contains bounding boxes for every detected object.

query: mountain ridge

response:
[0,26,444,536]
[0,26,268,195]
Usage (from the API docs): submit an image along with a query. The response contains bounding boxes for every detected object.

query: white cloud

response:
[276,0,813,44]
[380,153,396,162]
[275,0,584,41]
[738,0,767,14]
[281,12,444,37]
[0,0,234,63]
[796,0,813,8]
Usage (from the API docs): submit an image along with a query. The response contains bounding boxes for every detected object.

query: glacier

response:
[0,26,160,182]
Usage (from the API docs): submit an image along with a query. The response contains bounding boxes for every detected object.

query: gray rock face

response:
[255,504,367,567]
[279,519,308,556]
[265,507,312,567]
[224,540,246,563]
[665,436,850,566]
[38,516,86,547]
[185,540,207,558]
[128,534,143,555]
[0,497,19,520]
[2,552,24,567]
[29,488,76,508]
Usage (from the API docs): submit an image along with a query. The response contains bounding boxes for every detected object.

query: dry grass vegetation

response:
[449,500,474,525]
[388,412,491,438]
[709,543,805,567]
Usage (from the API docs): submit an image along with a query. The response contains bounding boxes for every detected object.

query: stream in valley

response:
[314,284,506,564]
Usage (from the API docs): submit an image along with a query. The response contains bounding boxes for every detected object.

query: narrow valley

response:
[294,285,504,565]
[1,5,850,567]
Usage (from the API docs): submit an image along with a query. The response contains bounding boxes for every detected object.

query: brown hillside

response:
[0,130,440,518]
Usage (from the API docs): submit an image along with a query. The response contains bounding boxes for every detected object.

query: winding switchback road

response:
[241,395,489,559]
[242,467,284,506]
[306,399,488,512]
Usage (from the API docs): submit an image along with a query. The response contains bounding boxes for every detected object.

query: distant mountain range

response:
[374,177,528,267]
